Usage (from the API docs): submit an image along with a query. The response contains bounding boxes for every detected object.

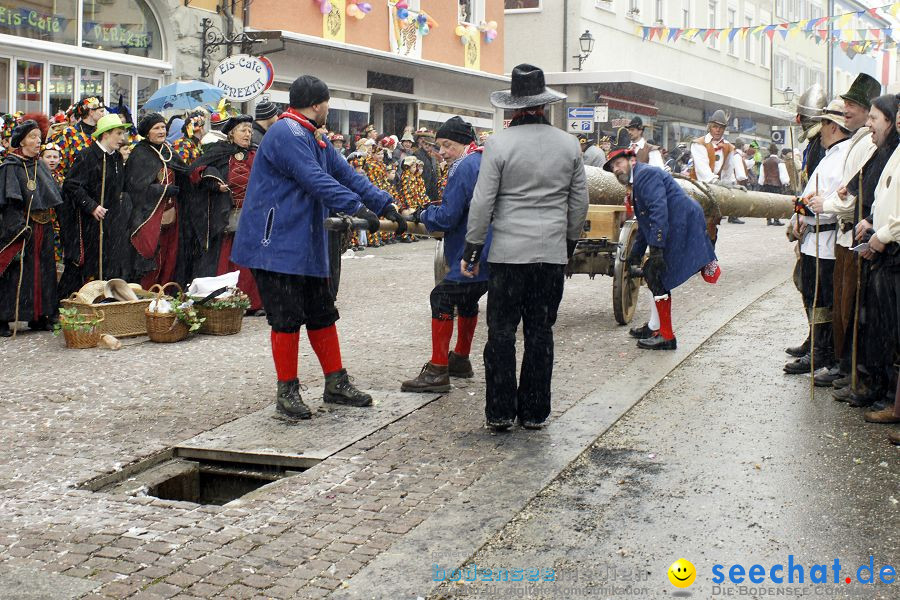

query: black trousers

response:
[251,269,339,333]
[865,248,900,390]
[430,280,488,320]
[800,253,835,361]
[483,263,565,423]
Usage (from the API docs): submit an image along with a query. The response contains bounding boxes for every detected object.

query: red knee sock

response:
[655,295,675,340]
[454,315,478,357]
[271,330,299,382]
[431,318,454,366]
[307,324,343,376]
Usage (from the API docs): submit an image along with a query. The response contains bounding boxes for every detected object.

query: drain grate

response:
[83,449,319,506]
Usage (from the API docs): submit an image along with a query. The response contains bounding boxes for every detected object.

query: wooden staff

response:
[851,168,864,391]
[810,174,820,400]
[98,154,107,281]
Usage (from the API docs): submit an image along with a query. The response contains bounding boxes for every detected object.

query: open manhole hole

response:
[81,449,320,506]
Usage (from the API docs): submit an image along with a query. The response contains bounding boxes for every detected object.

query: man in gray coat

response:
[462,64,589,431]
[579,135,606,168]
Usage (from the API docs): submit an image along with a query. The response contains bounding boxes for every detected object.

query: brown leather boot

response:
[864,408,900,424]
[889,430,900,445]
[448,351,474,378]
[401,362,451,393]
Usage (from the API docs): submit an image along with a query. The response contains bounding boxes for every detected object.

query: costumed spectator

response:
[784,99,851,377]
[402,116,489,392]
[40,142,64,264]
[363,142,395,247]
[201,108,230,148]
[395,132,415,162]
[760,143,790,226]
[330,133,347,158]
[806,75,881,393]
[231,74,407,419]
[414,128,439,201]
[0,113,20,158]
[188,114,263,313]
[48,96,105,176]
[58,115,131,298]
[795,83,828,182]
[378,136,396,165]
[861,97,900,441]
[362,123,378,140]
[126,113,191,289]
[578,134,606,168]
[626,117,664,168]
[690,109,748,229]
[462,64,589,431]
[165,116,184,146]
[606,137,719,351]
[395,156,428,243]
[251,101,279,148]
[0,117,63,337]
[173,111,206,165]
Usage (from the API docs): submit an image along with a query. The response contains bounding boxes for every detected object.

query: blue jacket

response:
[420,152,491,283]
[231,118,392,277]
[630,162,716,291]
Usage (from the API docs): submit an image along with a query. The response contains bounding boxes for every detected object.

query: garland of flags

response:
[639,1,900,56]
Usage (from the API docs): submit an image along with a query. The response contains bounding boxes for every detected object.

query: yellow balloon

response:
[455,25,465,36]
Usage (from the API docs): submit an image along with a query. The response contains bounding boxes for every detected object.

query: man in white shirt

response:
[784,99,851,375]
[626,117,665,168]
[690,110,748,226]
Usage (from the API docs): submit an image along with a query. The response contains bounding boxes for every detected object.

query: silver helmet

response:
[796,83,826,120]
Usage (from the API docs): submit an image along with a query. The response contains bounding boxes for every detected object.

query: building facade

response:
[248,0,507,138]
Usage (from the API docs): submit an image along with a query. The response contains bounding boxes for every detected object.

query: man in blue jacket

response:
[604,143,719,350]
[231,75,407,419]
[401,117,490,392]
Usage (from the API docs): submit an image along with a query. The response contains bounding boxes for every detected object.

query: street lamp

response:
[773,86,795,106]
[573,30,595,71]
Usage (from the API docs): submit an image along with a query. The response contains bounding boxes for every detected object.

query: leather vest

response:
[762,156,783,186]
[689,136,734,180]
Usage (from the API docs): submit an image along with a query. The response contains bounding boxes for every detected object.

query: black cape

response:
[124,140,192,284]
[186,141,253,278]
[0,153,62,321]
[58,143,130,296]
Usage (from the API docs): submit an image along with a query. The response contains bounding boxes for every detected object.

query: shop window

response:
[458,0,484,25]
[16,59,42,114]
[82,0,162,60]
[49,65,75,116]
[0,59,8,114]
[110,73,133,111]
[81,68,104,100]
[0,0,79,45]
[136,76,159,117]
[504,0,540,9]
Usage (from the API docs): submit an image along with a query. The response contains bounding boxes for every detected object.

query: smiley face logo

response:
[668,558,696,588]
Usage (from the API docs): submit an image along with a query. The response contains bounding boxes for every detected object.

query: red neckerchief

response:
[465,142,483,155]
[280,108,327,148]
[511,108,545,119]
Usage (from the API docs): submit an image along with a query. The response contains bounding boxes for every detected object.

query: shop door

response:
[381,102,411,138]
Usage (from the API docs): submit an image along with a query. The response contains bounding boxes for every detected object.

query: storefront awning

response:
[545,70,793,127]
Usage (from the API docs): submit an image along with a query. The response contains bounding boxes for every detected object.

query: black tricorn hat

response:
[840,73,881,110]
[626,116,644,130]
[602,128,635,172]
[490,64,566,110]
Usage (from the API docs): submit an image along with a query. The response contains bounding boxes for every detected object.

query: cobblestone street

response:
[4,221,888,600]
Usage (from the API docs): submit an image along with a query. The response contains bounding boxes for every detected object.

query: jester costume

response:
[437,161,449,202]
[396,166,428,242]
[48,98,102,176]
[173,137,202,165]
[362,158,395,246]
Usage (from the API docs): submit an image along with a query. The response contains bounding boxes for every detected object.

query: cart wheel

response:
[612,219,643,325]
[434,239,449,285]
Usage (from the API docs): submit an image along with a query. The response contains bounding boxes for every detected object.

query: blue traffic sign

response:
[567,106,594,120]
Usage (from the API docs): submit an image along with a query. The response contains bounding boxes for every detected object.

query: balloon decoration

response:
[314,0,371,20]
[391,0,437,37]
[455,18,500,45]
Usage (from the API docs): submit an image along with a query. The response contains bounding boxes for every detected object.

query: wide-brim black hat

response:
[840,73,881,109]
[602,128,635,172]
[490,63,566,110]
[222,114,253,135]
[626,116,644,130]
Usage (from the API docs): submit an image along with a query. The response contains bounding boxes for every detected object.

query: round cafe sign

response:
[213,54,272,102]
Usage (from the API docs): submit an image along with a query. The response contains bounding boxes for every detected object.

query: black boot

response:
[813,366,842,387]
[637,333,677,350]
[0,322,10,338]
[486,416,514,431]
[728,216,745,224]
[771,219,783,226]
[275,379,312,420]
[448,351,474,378]
[401,362,451,393]
[784,353,829,374]
[785,337,810,357]
[324,369,373,407]
[628,323,655,339]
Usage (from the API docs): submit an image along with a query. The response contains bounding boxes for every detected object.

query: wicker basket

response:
[196,305,243,335]
[61,309,105,349]
[145,283,189,343]
[60,290,152,338]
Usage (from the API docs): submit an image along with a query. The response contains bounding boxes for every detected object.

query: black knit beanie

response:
[436,116,475,146]
[138,112,166,138]
[289,75,330,109]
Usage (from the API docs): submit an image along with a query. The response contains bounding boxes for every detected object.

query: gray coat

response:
[583,144,606,168]
[466,123,589,265]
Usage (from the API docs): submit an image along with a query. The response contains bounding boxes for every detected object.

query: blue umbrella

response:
[142,80,225,112]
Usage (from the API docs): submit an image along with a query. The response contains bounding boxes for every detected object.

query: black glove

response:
[566,239,578,260]
[461,242,483,272]
[410,205,426,224]
[627,247,645,267]
[643,246,667,295]
[382,204,407,235]
[354,206,380,232]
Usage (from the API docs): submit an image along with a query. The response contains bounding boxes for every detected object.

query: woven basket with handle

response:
[61,308,105,349]
[145,283,189,343]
